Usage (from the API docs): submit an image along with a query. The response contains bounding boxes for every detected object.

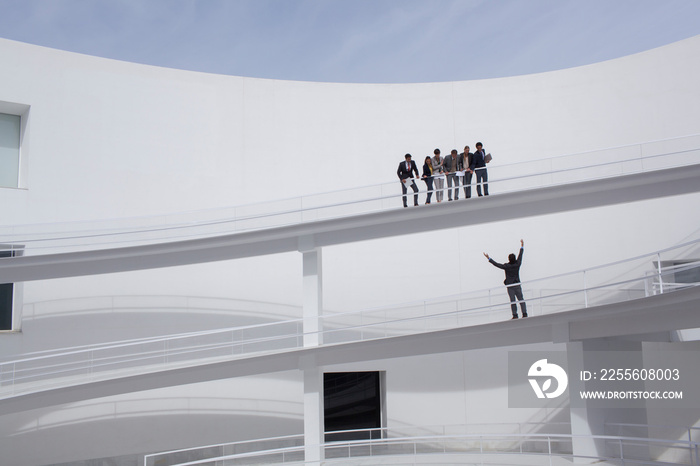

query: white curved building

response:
[0,34,699,465]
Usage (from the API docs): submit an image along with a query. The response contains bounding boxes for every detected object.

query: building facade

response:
[0,35,699,465]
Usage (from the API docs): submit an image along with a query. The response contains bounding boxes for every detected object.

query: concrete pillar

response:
[568,339,649,463]
[301,243,323,348]
[302,361,324,464]
[299,238,325,463]
[567,341,603,464]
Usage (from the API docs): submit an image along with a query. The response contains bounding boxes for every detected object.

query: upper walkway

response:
[1,134,700,283]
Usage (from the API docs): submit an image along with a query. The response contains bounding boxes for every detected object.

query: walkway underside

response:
[2,164,700,283]
[1,285,698,416]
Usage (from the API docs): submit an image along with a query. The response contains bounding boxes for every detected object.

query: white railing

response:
[607,423,700,453]
[1,238,698,399]
[20,294,300,322]
[1,134,699,256]
[143,426,700,466]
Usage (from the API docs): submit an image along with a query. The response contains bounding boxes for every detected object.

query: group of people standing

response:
[397,142,491,207]
[398,144,527,320]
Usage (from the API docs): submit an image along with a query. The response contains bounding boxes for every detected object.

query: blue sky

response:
[1,0,699,83]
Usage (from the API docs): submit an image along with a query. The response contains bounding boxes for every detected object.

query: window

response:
[0,112,21,189]
[324,371,384,442]
[0,250,15,330]
[0,246,23,331]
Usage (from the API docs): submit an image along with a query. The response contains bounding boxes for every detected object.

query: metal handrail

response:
[1,237,698,398]
[1,133,698,255]
[143,426,700,466]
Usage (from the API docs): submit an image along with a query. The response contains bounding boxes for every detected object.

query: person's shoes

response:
[522,313,528,318]
[403,205,408,208]
[425,202,430,205]
[414,203,419,207]
[511,316,518,320]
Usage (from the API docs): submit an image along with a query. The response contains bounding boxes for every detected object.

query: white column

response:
[299,237,325,463]
[301,241,323,347]
[568,341,602,464]
[303,364,324,464]
[568,339,649,463]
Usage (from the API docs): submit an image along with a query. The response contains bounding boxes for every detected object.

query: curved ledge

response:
[1,285,698,416]
[2,164,700,284]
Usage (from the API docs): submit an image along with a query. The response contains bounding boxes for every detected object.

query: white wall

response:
[0,36,698,224]
[0,372,304,466]
[0,34,697,317]
[0,35,699,465]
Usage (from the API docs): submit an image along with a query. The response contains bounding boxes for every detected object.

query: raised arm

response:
[484,252,505,269]
[516,240,524,265]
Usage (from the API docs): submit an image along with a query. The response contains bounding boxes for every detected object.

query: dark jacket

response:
[422,162,433,179]
[397,160,419,180]
[470,150,487,171]
[489,247,524,285]
[460,152,473,171]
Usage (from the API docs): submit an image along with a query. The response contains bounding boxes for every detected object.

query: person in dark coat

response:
[470,142,489,196]
[397,153,420,207]
[484,239,528,319]
[422,156,434,204]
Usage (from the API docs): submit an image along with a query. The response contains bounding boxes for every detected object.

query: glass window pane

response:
[0,113,20,188]
[0,250,13,330]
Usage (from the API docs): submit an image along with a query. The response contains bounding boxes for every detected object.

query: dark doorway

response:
[324,371,382,442]
[0,249,13,330]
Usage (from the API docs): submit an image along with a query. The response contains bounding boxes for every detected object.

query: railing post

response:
[694,443,698,466]
[230,329,235,356]
[657,253,664,294]
[583,270,589,308]
[644,275,650,297]
[689,428,693,464]
[619,438,624,461]
[548,436,552,466]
